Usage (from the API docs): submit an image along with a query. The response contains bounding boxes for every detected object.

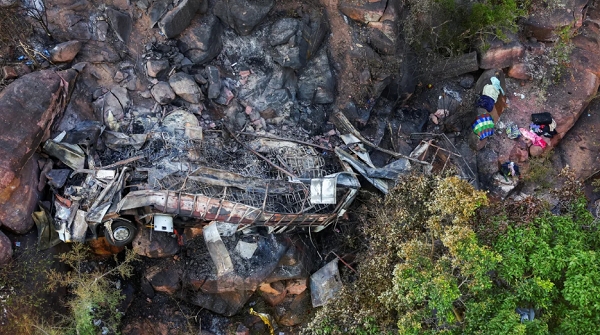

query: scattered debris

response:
[310,259,342,307]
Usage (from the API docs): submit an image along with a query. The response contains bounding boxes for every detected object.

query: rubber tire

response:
[106,219,137,247]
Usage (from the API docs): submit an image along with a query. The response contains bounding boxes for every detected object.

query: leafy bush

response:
[305,171,600,334]
[47,244,137,335]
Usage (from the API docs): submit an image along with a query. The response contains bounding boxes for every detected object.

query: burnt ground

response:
[2,0,600,333]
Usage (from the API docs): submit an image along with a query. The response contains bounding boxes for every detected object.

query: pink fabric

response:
[519,128,547,149]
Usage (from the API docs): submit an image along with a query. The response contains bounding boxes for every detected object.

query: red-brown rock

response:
[523,0,587,42]
[0,155,40,234]
[479,40,524,69]
[258,281,287,306]
[339,0,388,23]
[508,63,532,80]
[555,97,600,179]
[274,290,311,326]
[285,278,307,295]
[0,69,77,199]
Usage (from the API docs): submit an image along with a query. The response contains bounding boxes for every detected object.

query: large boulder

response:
[297,49,334,104]
[555,94,600,179]
[0,231,11,265]
[106,8,132,43]
[159,0,205,38]
[146,264,181,294]
[270,12,328,70]
[0,69,78,202]
[213,0,274,36]
[177,14,223,65]
[523,0,588,42]
[76,41,120,63]
[0,155,41,234]
[478,38,524,70]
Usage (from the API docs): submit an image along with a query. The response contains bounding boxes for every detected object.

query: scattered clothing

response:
[549,119,556,131]
[530,123,557,138]
[482,84,500,102]
[476,95,495,112]
[530,113,557,138]
[473,114,495,140]
[491,76,505,95]
[520,128,547,148]
[506,123,520,139]
[501,161,520,179]
[531,112,553,125]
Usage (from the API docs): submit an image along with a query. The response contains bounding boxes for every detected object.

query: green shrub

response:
[305,170,600,334]
[47,244,137,335]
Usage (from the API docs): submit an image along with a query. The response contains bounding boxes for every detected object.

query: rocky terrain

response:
[1,0,600,334]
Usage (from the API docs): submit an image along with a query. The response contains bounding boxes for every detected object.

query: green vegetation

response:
[306,169,600,334]
[550,25,576,82]
[404,0,528,57]
[47,244,138,335]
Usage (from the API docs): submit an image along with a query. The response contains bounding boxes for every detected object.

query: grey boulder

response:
[297,49,334,104]
[159,0,205,38]
[213,0,274,36]
[151,81,176,105]
[106,8,132,44]
[177,14,222,65]
[169,72,203,103]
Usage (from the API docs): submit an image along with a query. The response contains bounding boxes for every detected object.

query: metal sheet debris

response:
[43,140,86,170]
[204,222,234,276]
[310,259,342,307]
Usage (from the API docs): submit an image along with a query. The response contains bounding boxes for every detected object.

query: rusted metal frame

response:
[441,133,476,179]
[159,190,170,217]
[431,146,440,165]
[191,194,198,216]
[200,196,212,221]
[249,183,270,226]
[333,111,429,165]
[237,131,334,151]
[306,216,321,229]
[331,251,358,274]
[214,187,227,219]
[225,202,239,222]
[100,155,144,170]
[236,207,262,230]
[263,213,277,226]
[283,213,298,226]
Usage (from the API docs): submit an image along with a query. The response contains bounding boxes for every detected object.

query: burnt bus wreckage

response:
[41,111,462,247]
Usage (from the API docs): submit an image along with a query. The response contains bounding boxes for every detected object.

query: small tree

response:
[47,244,137,335]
